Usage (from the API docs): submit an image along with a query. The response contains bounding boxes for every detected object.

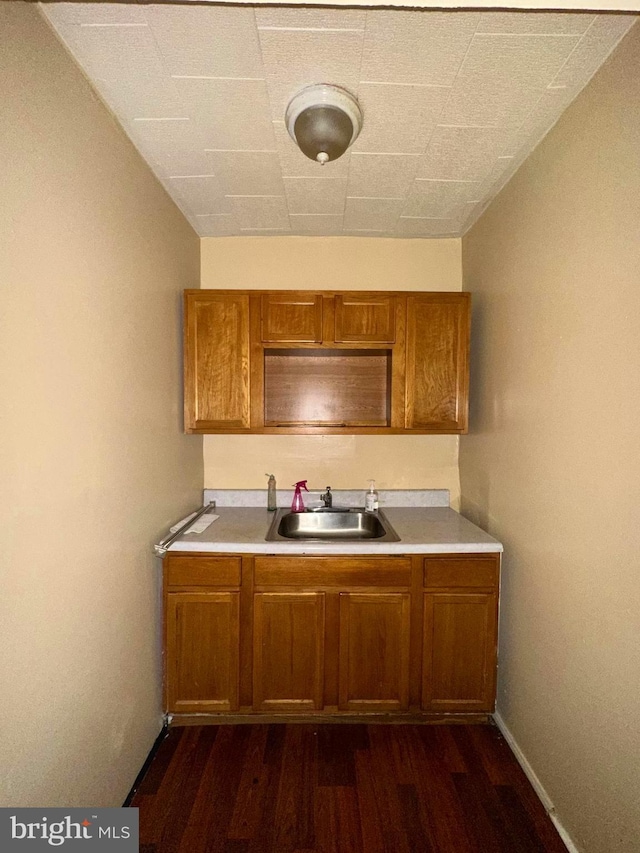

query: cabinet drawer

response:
[423,556,498,589]
[255,556,411,588]
[166,555,241,587]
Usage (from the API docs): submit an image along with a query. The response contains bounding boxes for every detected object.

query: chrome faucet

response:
[321,486,332,507]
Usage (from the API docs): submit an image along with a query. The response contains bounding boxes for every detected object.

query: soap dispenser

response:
[291,480,309,513]
[266,473,277,512]
[365,480,379,512]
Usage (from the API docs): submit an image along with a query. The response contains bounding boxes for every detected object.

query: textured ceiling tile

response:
[284,177,348,215]
[172,78,277,150]
[440,81,542,128]
[457,33,581,88]
[274,122,352,178]
[44,21,165,83]
[352,84,450,155]
[477,11,596,35]
[97,75,185,120]
[360,11,480,86]
[501,86,578,158]
[402,180,479,217]
[39,3,639,240]
[167,175,231,216]
[551,14,637,89]
[258,29,364,88]
[196,214,239,237]
[395,218,459,238]
[146,5,264,78]
[240,227,292,235]
[266,81,308,125]
[347,154,421,198]
[167,199,196,231]
[466,151,529,226]
[150,149,216,180]
[229,195,290,230]
[205,152,283,197]
[418,125,514,182]
[125,118,200,168]
[289,214,345,235]
[459,201,489,234]
[255,7,366,31]
[344,197,405,232]
[265,82,296,125]
[474,155,522,201]
[42,2,146,25]
[343,230,392,236]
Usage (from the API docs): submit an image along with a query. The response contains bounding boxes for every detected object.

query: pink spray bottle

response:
[291,480,309,513]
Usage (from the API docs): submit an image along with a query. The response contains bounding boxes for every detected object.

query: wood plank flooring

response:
[131,724,567,853]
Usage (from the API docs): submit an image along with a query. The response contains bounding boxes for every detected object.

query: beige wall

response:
[461,22,640,853]
[0,3,202,807]
[201,236,462,505]
[200,236,461,292]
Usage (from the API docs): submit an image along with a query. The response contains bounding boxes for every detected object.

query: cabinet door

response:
[165,592,240,714]
[261,292,323,342]
[253,593,325,712]
[422,592,498,713]
[405,293,470,432]
[338,592,410,712]
[334,294,396,343]
[184,291,250,431]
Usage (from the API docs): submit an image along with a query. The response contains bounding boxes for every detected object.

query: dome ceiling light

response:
[285,84,363,166]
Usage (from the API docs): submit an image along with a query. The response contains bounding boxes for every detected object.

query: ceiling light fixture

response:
[285,84,363,166]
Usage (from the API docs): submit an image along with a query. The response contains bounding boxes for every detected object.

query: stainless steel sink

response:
[265,507,400,542]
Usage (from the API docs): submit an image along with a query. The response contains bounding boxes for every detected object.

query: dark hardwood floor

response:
[131,723,567,853]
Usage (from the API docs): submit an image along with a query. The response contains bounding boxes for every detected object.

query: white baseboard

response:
[493,712,581,853]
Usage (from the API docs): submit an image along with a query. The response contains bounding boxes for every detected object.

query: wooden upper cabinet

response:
[184,291,250,432]
[405,293,470,433]
[261,292,323,342]
[183,289,470,435]
[334,294,396,343]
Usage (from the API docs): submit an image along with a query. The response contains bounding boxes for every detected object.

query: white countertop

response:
[167,506,502,555]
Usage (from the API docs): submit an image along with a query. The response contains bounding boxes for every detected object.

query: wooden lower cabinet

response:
[338,592,410,712]
[252,592,325,712]
[422,591,498,712]
[163,552,499,719]
[165,591,240,714]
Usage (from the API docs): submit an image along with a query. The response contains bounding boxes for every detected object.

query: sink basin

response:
[265,507,400,542]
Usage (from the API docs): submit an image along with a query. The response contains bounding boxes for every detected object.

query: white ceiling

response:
[41,3,636,238]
